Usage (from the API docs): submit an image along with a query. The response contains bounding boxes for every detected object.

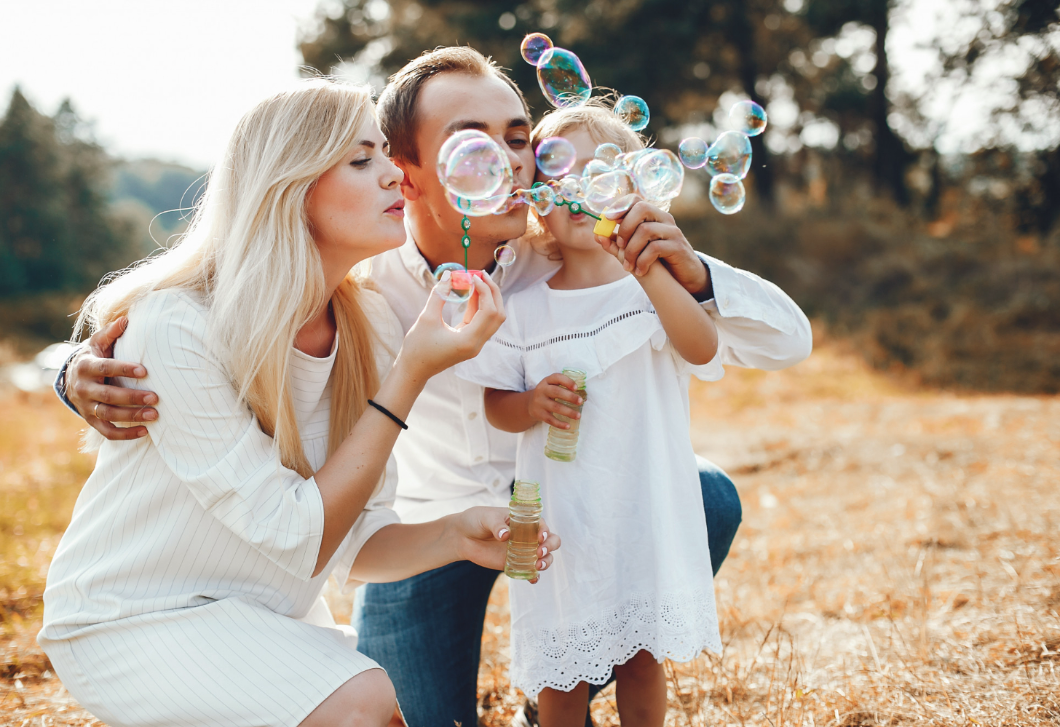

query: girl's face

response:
[306,120,407,267]
[536,127,611,251]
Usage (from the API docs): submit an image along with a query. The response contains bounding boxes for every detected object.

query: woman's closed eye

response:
[350,156,372,169]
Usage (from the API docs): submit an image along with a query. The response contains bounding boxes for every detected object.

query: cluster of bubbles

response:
[431,33,770,301]
[677,100,768,214]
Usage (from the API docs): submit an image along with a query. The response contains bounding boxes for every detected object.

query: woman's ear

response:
[394,159,421,202]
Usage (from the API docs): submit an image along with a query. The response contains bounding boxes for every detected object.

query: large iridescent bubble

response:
[709,174,746,214]
[494,244,516,267]
[520,33,553,66]
[632,149,684,204]
[527,185,556,216]
[556,176,582,203]
[706,131,752,178]
[584,169,638,217]
[437,129,513,200]
[433,262,475,304]
[614,95,650,132]
[446,189,515,217]
[581,158,612,183]
[678,137,708,169]
[536,136,577,177]
[594,143,622,165]
[537,48,592,108]
[729,100,768,137]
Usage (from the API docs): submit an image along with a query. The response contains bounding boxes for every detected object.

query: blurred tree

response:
[0,90,140,298]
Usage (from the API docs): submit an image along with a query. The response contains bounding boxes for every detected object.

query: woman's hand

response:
[452,506,559,584]
[395,272,506,382]
[527,372,583,429]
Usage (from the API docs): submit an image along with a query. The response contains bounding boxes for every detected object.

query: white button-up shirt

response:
[369,233,812,524]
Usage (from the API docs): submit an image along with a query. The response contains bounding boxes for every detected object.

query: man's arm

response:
[601,202,812,370]
[59,317,158,440]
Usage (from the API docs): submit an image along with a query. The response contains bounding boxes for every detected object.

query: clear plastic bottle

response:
[504,480,543,580]
[544,368,587,462]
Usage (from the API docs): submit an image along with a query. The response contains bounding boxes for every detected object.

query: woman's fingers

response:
[91,420,149,440]
[87,316,129,358]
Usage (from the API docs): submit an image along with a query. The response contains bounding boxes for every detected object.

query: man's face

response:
[401,72,535,247]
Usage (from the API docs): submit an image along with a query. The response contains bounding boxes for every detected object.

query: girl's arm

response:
[637,261,719,365]
[349,507,560,584]
[483,374,584,433]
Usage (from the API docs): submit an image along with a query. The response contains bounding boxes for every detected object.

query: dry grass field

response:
[2,328,1058,726]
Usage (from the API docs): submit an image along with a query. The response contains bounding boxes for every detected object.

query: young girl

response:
[456,104,724,725]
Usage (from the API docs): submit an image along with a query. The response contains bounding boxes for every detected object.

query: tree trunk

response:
[731,0,775,207]
[870,1,908,204]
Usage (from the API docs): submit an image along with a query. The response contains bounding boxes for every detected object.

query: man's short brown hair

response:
[377,46,530,166]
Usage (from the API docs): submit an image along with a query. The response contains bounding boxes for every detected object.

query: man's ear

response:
[395,159,421,202]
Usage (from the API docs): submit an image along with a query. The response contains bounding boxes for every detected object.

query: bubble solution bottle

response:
[544,368,587,462]
[504,481,543,580]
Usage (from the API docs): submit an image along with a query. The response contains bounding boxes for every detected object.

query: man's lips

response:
[385,199,405,215]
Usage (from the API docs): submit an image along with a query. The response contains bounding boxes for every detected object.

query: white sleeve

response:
[698,253,813,370]
[454,300,527,392]
[121,291,325,581]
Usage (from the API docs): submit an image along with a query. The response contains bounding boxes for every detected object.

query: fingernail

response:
[134,366,146,377]
[540,546,548,557]
[144,410,158,421]
[498,528,509,539]
[537,560,545,569]
[136,428,147,437]
[144,393,157,404]
[541,531,548,540]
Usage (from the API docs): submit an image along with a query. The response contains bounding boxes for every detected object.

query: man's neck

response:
[407,206,502,272]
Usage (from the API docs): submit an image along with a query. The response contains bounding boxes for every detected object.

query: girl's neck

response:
[547,243,627,290]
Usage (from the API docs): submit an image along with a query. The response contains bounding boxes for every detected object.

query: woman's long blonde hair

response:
[76,79,383,478]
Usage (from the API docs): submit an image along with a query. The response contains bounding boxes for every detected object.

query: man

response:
[60,47,811,727]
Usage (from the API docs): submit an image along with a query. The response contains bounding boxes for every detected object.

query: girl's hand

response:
[396,272,506,381]
[454,506,560,583]
[527,372,583,429]
[595,201,710,295]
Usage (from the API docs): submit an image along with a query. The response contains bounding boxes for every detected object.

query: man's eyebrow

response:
[443,119,489,136]
[507,117,531,131]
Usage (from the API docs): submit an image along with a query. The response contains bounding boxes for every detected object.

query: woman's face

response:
[306,120,407,268]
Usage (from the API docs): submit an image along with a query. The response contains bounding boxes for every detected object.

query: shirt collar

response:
[396,228,527,290]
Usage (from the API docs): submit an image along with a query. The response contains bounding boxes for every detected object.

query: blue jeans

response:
[353,458,741,727]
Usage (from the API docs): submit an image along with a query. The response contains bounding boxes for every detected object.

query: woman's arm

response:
[349,507,561,584]
[483,373,584,434]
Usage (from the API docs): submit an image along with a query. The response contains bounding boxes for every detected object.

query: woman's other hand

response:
[453,506,559,584]
[527,372,583,429]
[66,317,159,440]
[396,272,505,381]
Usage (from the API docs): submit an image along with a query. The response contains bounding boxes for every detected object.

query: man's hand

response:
[526,372,583,430]
[66,317,158,440]
[595,201,713,300]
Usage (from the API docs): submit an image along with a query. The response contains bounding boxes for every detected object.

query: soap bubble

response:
[584,169,638,217]
[446,190,515,216]
[537,48,592,108]
[433,262,475,304]
[437,129,513,200]
[494,244,516,267]
[557,175,583,203]
[614,95,650,131]
[709,174,746,215]
[729,100,768,137]
[520,33,553,66]
[536,136,577,177]
[594,143,622,165]
[678,137,709,169]
[613,149,649,172]
[706,131,752,178]
[632,149,684,204]
[581,158,611,183]
[528,185,556,216]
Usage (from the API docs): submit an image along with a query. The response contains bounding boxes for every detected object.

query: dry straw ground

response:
[1,328,1058,726]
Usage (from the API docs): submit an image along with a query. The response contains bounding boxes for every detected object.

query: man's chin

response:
[471,207,529,242]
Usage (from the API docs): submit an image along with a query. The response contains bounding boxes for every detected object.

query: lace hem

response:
[510,587,722,697]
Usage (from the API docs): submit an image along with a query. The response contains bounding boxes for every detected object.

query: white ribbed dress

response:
[39,288,403,727]
[456,275,723,697]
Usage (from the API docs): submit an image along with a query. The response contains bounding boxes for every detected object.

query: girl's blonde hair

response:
[76,79,382,478]
[526,99,646,257]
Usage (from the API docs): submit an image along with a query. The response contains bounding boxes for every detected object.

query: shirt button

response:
[474,456,484,463]
[468,412,478,420]
[722,296,731,307]
[493,479,501,486]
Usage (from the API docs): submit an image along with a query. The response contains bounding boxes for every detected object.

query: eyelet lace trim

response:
[494,308,656,352]
[510,587,722,697]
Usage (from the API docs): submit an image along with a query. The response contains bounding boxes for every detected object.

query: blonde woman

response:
[37,79,559,727]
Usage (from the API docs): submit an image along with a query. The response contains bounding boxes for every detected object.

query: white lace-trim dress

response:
[38,288,404,727]
[455,275,723,697]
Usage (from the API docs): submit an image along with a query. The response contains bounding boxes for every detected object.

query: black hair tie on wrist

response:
[368,399,408,430]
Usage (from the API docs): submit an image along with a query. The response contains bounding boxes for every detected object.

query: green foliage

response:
[0,89,141,298]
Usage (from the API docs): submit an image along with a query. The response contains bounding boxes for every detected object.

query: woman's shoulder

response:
[123,288,209,342]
